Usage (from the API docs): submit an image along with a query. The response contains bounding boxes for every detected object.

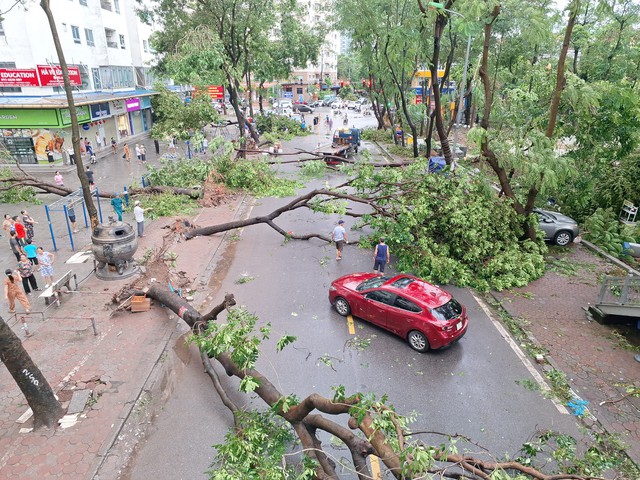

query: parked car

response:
[321,96,337,106]
[293,104,315,113]
[346,101,358,110]
[329,273,468,352]
[309,100,322,108]
[534,208,579,246]
[331,100,344,109]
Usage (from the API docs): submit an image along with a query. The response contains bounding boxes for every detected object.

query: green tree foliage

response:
[0,169,38,204]
[350,160,547,291]
[150,86,218,141]
[187,303,638,479]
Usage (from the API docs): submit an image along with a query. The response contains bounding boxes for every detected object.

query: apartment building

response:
[0,0,157,164]
[282,0,340,103]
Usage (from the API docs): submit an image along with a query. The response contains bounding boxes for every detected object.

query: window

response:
[71,26,81,44]
[0,22,5,36]
[62,23,68,32]
[114,0,120,13]
[0,62,21,92]
[85,28,95,46]
[119,34,125,49]
[79,0,87,5]
[431,299,463,322]
[100,0,112,11]
[394,296,421,313]
[296,87,303,95]
[92,68,102,89]
[364,290,395,306]
[105,28,117,48]
[99,65,134,88]
[143,39,148,53]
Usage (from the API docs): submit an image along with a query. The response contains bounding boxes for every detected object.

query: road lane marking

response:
[471,292,569,415]
[347,314,355,334]
[370,455,381,479]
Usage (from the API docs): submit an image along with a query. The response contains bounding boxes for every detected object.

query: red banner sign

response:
[207,85,224,100]
[37,65,82,87]
[0,69,39,87]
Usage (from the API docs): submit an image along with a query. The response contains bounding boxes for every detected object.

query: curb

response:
[90,195,254,479]
[486,290,639,469]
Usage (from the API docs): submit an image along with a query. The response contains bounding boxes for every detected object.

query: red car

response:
[329,273,468,352]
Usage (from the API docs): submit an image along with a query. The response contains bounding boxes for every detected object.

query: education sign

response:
[36,65,82,87]
[0,68,39,87]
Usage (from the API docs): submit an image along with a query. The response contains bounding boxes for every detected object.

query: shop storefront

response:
[0,106,91,164]
[0,90,156,164]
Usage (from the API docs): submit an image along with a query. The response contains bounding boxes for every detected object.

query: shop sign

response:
[0,68,39,87]
[207,85,224,99]
[126,98,141,112]
[90,102,111,119]
[60,105,91,126]
[111,99,126,114]
[0,108,60,127]
[37,65,82,87]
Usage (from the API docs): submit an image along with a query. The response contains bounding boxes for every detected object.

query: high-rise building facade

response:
[0,0,157,164]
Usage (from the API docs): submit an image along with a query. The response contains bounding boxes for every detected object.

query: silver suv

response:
[534,209,579,246]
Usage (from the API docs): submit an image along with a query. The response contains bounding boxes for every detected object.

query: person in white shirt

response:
[135,144,141,161]
[202,137,208,153]
[133,201,151,237]
[95,132,102,150]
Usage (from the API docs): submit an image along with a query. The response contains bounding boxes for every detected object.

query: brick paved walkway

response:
[0,195,247,479]
[494,244,640,465]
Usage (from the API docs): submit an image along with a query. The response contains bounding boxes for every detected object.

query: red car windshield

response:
[356,276,389,291]
[431,299,463,322]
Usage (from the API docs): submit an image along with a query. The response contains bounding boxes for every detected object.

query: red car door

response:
[358,290,395,328]
[385,295,425,337]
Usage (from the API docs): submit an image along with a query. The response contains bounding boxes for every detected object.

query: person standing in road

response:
[133,200,151,238]
[330,220,348,261]
[111,137,117,155]
[85,166,95,189]
[17,254,39,293]
[21,211,36,241]
[4,269,30,313]
[24,239,38,265]
[140,144,147,162]
[9,231,23,261]
[123,143,131,162]
[3,213,13,236]
[95,132,102,150]
[111,193,124,221]
[202,137,208,154]
[36,247,55,288]
[46,146,54,163]
[67,145,76,165]
[373,238,390,275]
[67,204,78,233]
[54,171,64,187]
[12,216,26,246]
[135,144,141,161]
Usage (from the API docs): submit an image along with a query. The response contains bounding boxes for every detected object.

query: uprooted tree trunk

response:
[0,318,64,429]
[184,183,391,242]
[142,286,603,479]
[0,172,202,199]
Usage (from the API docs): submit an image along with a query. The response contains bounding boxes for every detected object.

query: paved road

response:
[124,122,583,478]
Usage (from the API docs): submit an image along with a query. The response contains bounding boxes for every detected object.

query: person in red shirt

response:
[12,216,26,246]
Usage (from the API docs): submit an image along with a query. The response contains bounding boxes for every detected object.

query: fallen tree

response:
[140,284,625,479]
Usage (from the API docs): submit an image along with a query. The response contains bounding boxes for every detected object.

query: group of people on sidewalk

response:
[3,210,56,314]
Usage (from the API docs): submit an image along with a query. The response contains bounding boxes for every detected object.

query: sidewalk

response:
[493,243,640,465]
[0,193,249,479]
